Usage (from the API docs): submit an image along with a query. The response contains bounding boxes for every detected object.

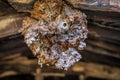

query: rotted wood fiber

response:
[0,0,120,79]
[20,0,88,70]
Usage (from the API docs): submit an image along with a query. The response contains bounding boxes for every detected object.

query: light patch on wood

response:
[8,0,34,4]
[0,16,19,29]
[72,62,120,80]
[0,15,23,38]
[0,71,17,78]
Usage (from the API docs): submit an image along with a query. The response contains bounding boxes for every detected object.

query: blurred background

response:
[0,0,120,80]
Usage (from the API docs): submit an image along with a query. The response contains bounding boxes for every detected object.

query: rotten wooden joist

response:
[67,0,120,8]
[0,1,29,38]
[67,0,120,22]
[0,54,120,80]
[0,33,120,67]
[0,0,120,79]
[0,14,28,38]
[0,0,17,16]
[0,21,120,68]
[0,0,120,38]
[7,0,36,11]
[88,22,120,44]
[72,62,120,80]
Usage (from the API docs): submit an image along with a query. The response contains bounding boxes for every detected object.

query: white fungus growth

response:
[21,0,88,70]
[55,48,82,70]
[78,42,86,50]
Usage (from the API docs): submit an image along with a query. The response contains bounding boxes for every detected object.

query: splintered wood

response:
[20,0,88,70]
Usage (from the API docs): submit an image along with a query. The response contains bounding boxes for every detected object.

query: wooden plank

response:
[0,35,120,67]
[82,9,120,22]
[7,0,35,11]
[72,62,120,80]
[67,0,120,9]
[0,1,120,80]
[81,50,120,67]
[88,22,120,42]
[65,0,120,22]
[86,39,120,53]
[0,13,28,38]
[0,54,120,80]
[0,1,17,16]
[0,0,120,38]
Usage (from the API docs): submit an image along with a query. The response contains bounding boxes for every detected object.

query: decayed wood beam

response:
[7,0,120,12]
[0,19,120,66]
[86,39,120,53]
[85,44,120,58]
[0,13,28,38]
[7,0,36,11]
[82,9,120,22]
[0,0,120,38]
[0,1,120,79]
[85,39,120,58]
[0,53,120,80]
[72,62,120,80]
[81,50,120,67]
[88,22,120,43]
[65,0,120,22]
[67,0,120,10]
[0,1,29,38]
[67,0,120,8]
[0,1,17,16]
[0,35,120,67]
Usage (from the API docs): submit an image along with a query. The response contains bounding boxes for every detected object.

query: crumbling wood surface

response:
[0,0,120,79]
[0,35,120,66]
[0,30,120,79]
